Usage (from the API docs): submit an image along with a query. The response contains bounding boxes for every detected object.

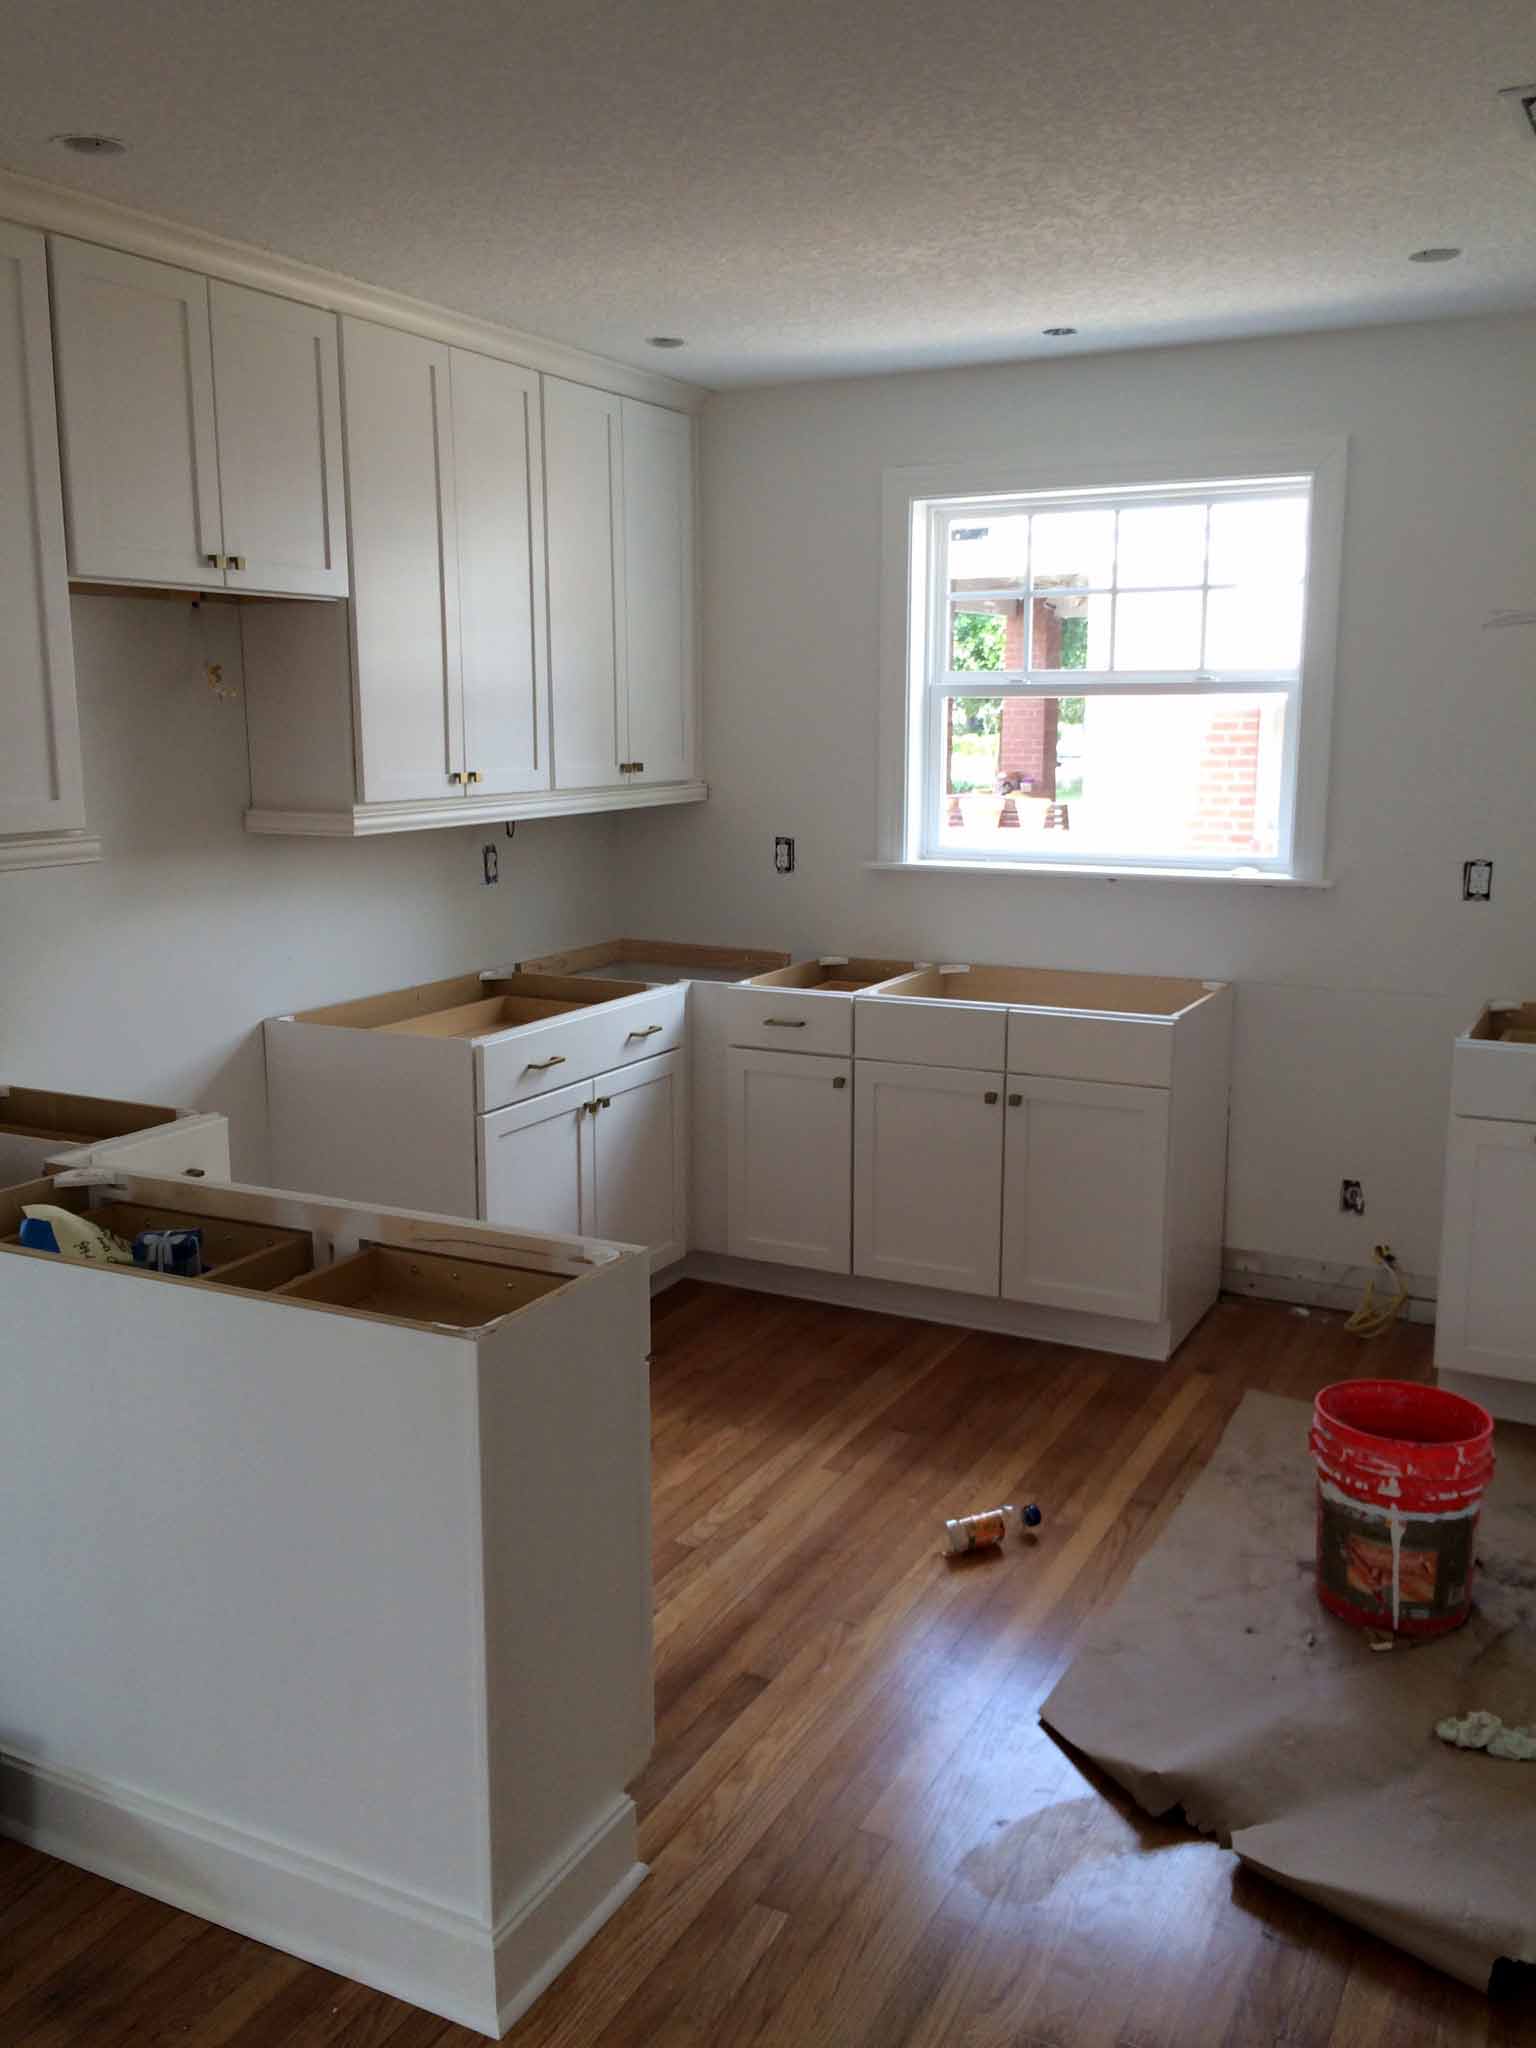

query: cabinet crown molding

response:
[0,167,705,415]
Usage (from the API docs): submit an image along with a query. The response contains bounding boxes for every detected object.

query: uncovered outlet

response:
[774,835,795,875]
[1340,1179,1365,1216]
[482,843,499,886]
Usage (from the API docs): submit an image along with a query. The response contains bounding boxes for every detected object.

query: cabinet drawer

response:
[476,984,685,1110]
[1006,1010,1175,1088]
[722,985,854,1056]
[854,996,1007,1071]
[1451,1042,1536,1124]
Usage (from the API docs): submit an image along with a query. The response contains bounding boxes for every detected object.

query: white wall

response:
[1,596,615,1179]
[616,313,1536,1280]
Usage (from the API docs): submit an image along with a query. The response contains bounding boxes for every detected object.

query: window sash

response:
[918,477,1311,871]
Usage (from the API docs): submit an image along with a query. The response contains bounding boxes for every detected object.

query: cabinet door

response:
[478,1078,594,1238]
[544,376,624,790]
[854,1060,1003,1296]
[342,318,463,802]
[728,1048,852,1274]
[1001,1076,1169,1321]
[591,1050,686,1269]
[451,349,548,795]
[211,283,347,599]
[1436,1116,1536,1384]
[0,224,84,837]
[620,399,694,785]
[49,238,224,588]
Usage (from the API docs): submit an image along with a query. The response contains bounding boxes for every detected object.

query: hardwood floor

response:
[4,1282,1534,2047]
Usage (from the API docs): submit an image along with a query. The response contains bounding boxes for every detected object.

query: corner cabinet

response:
[49,238,346,598]
[0,221,89,863]
[544,378,696,793]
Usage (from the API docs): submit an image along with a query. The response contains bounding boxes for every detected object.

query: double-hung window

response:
[883,445,1344,880]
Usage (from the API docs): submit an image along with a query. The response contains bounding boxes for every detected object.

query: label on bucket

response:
[1316,1492,1476,1628]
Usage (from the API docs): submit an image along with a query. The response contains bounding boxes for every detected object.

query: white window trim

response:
[876,436,1347,883]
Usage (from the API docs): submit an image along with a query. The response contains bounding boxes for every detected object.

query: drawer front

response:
[1451,1041,1536,1124]
[721,985,853,1056]
[477,984,686,1110]
[1006,1010,1174,1088]
[854,995,1007,1070]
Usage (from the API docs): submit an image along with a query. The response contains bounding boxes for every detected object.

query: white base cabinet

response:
[267,971,688,1272]
[0,1162,651,2039]
[1001,1075,1171,1322]
[854,1061,1004,1295]
[1436,1004,1536,1413]
[726,1047,852,1273]
[718,959,1233,1360]
[480,1050,687,1270]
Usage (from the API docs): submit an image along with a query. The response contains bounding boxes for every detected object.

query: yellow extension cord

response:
[1345,1243,1409,1339]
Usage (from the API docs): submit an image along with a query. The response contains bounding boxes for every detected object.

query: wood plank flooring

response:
[4,1282,1534,2047]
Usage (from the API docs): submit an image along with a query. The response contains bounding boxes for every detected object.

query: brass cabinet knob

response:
[832,1076,847,1089]
[1008,1093,1023,1107]
[448,771,464,786]
[465,770,482,785]
[227,553,247,571]
[205,552,228,570]
[984,1090,999,1104]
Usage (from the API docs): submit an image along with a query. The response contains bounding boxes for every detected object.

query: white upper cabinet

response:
[342,319,551,804]
[621,398,694,786]
[0,223,85,843]
[210,282,346,598]
[544,378,695,793]
[544,377,625,789]
[50,238,224,589]
[451,349,548,796]
[341,317,463,802]
[49,238,346,599]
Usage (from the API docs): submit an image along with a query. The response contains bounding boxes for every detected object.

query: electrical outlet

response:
[1463,859,1493,902]
[774,835,795,875]
[482,843,499,886]
[1340,1179,1365,1215]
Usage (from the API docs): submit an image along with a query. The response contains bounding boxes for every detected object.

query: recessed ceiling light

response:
[52,132,127,156]
[1408,246,1460,263]
[646,335,686,349]
[1042,326,1077,337]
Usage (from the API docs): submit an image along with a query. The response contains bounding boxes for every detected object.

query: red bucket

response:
[1311,1379,1494,1638]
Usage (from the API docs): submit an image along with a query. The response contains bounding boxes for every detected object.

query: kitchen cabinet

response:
[479,1051,686,1269]
[0,1082,228,1185]
[726,1047,852,1273]
[343,319,547,803]
[49,239,345,597]
[266,970,688,1270]
[1436,1004,1536,1420]
[853,1059,1005,1294]
[1001,1075,1170,1321]
[0,1158,651,2037]
[0,222,85,849]
[544,378,696,792]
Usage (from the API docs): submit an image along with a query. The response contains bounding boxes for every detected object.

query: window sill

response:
[866,859,1332,888]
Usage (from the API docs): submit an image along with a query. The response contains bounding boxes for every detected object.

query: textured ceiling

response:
[1,0,1532,387]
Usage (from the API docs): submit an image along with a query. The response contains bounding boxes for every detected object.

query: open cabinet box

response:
[0,1083,230,1185]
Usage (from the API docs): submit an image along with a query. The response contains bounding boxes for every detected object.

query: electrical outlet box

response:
[1340,1179,1364,1215]
[482,844,499,886]
[1463,859,1493,902]
[774,836,795,875]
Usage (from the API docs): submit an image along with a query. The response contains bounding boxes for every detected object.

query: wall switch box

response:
[1463,859,1493,902]
[774,836,795,874]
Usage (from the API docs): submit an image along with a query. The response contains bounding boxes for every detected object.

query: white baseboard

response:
[675,1252,1179,1360]
[0,1749,642,2038]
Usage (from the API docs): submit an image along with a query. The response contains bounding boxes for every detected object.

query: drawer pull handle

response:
[526,1054,567,1072]
[626,1024,664,1040]
[984,1090,999,1104]
[763,1017,807,1028]
[1008,1092,1023,1107]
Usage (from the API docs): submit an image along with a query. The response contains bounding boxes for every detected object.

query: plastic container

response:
[1311,1379,1494,1638]
[943,1503,1042,1555]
